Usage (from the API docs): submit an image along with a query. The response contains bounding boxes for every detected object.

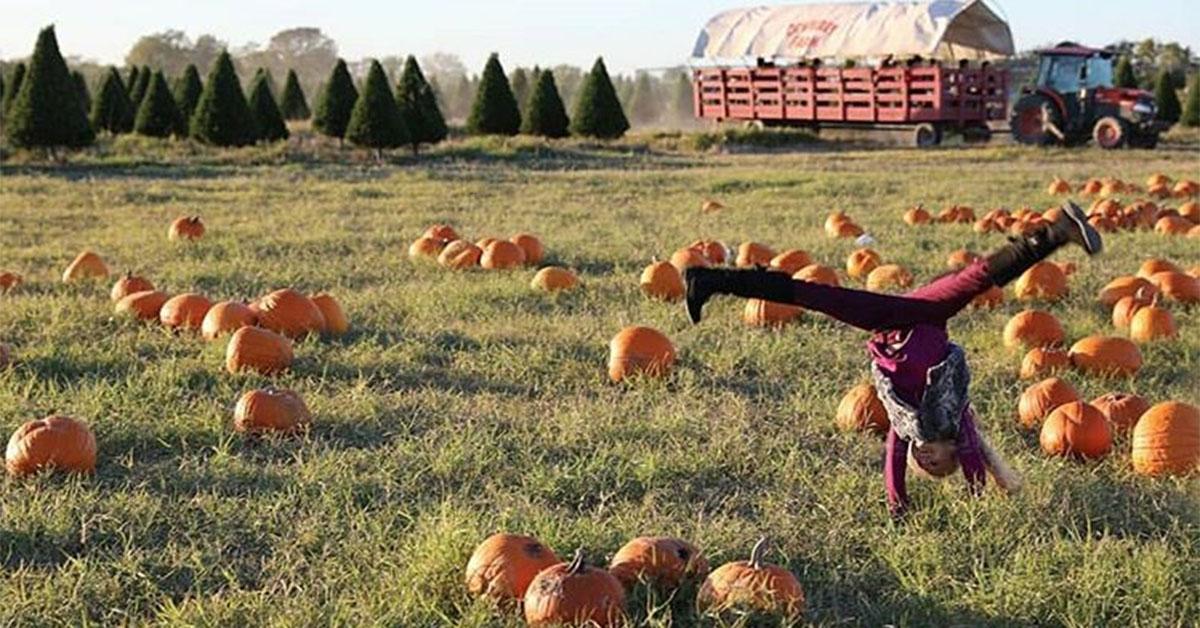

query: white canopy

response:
[691,1,1015,62]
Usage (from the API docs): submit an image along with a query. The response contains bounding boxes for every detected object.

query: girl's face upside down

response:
[908,440,960,479]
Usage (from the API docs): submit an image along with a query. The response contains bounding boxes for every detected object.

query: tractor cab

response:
[1011,42,1165,149]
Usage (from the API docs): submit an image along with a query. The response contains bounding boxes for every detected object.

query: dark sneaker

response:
[1056,201,1103,255]
[684,267,716,324]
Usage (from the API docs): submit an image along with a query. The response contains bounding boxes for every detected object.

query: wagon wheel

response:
[912,123,942,148]
[1010,94,1064,146]
[1092,116,1129,150]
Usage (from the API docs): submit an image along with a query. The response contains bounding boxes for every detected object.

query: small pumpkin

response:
[423,224,459,241]
[1155,215,1192,236]
[639,261,684,301]
[1080,178,1103,196]
[475,237,498,250]
[62,250,109,282]
[736,242,775,267]
[311,293,349,336]
[1097,276,1156,307]
[608,326,675,382]
[466,533,561,604]
[793,264,839,287]
[1013,261,1068,302]
[1018,377,1079,429]
[110,272,154,302]
[408,236,446,260]
[1020,347,1071,380]
[438,239,483,269]
[970,285,1004,309]
[1088,214,1119,233]
[1149,271,1200,303]
[201,301,257,341]
[524,549,626,627]
[903,205,931,225]
[1131,401,1200,476]
[225,326,294,375]
[1146,173,1170,188]
[510,233,544,265]
[1112,288,1156,330]
[697,537,805,621]
[701,199,726,213]
[1173,179,1199,198]
[743,298,803,327]
[846,248,881,280]
[946,249,980,270]
[168,215,205,241]
[827,219,864,238]
[233,387,311,435]
[1003,310,1065,349]
[769,249,813,275]
[159,293,212,330]
[865,264,913,292]
[0,271,21,294]
[687,239,727,265]
[1129,297,1176,343]
[609,536,709,589]
[481,240,527,270]
[256,289,326,338]
[1137,258,1182,279]
[1040,402,1112,459]
[973,217,999,233]
[115,290,170,321]
[531,267,579,292]
[1047,177,1071,195]
[1068,336,1142,377]
[670,247,709,271]
[1179,200,1199,223]
[5,415,97,476]
[1091,392,1150,433]
[835,383,889,433]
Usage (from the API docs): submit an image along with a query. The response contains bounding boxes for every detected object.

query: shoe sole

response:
[1062,201,1102,255]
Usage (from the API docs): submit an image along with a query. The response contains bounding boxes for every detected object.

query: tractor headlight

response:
[1133,102,1155,115]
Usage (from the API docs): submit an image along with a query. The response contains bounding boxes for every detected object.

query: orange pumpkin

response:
[115,290,170,321]
[970,285,1004,309]
[1080,178,1103,196]
[827,220,864,238]
[1068,336,1142,377]
[973,217,999,233]
[110,272,154,302]
[0,271,21,294]
[866,264,913,293]
[311,293,349,336]
[769,249,813,274]
[1040,402,1112,459]
[1179,201,1199,223]
[1131,401,1200,476]
[1088,214,1119,233]
[846,248,881,280]
[201,301,257,341]
[423,224,459,241]
[670,247,709,271]
[466,533,561,604]
[256,289,326,338]
[530,267,579,292]
[1018,377,1079,429]
[225,326,294,375]
[510,233,544,265]
[1137,258,1181,279]
[524,549,626,627]
[62,250,109,282]
[159,293,212,330]
[1091,392,1150,433]
[736,242,775,267]
[480,240,527,270]
[1146,173,1170,188]
[639,261,684,301]
[1003,310,1065,349]
[1112,288,1156,330]
[701,199,726,213]
[903,205,931,225]
[1155,215,1193,236]
[697,537,804,621]
[835,383,889,433]
[408,236,446,261]
[1020,347,1071,380]
[793,264,839,286]
[1129,297,1176,343]
[608,326,675,382]
[1047,177,1071,195]
[687,239,727,265]
[1173,179,1199,198]
[438,239,482,269]
[475,237,498,250]
[743,298,803,327]
[233,387,311,435]
[609,536,709,589]
[5,415,97,477]
[1013,261,1068,302]
[1149,271,1200,303]
[946,249,980,270]
[168,215,205,241]
[1098,276,1156,307]
[824,210,854,233]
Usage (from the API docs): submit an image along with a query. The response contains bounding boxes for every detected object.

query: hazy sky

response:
[1,0,1197,73]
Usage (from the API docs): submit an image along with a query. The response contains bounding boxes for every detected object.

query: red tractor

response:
[1011,43,1166,149]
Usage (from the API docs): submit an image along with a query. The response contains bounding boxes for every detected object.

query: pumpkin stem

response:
[749,536,769,570]
[566,548,586,575]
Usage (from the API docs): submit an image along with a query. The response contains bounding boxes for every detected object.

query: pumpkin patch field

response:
[1,138,1198,625]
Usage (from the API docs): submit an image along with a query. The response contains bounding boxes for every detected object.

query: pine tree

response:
[129,65,152,109]
[521,69,570,138]
[72,70,91,115]
[189,51,257,146]
[3,63,26,115]
[7,26,94,149]
[510,67,530,115]
[1154,68,1182,125]
[126,66,140,98]
[134,70,184,137]
[173,64,203,122]
[313,58,358,141]
[570,57,629,139]
[467,53,521,135]
[344,60,409,156]
[1113,56,1137,89]
[395,55,447,153]
[673,72,694,121]
[1181,73,1200,128]
[279,69,310,120]
[627,72,659,126]
[90,66,134,134]
[248,68,289,142]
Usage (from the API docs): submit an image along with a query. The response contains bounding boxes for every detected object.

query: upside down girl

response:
[684,202,1102,516]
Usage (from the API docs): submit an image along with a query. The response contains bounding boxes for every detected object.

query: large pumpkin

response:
[687,239,727,265]
[160,293,213,330]
[736,242,775,267]
[1155,215,1193,236]
[1097,276,1156,307]
[846,248,881,280]
[639,261,684,301]
[1003,310,1065,349]
[608,326,675,382]
[1137,258,1182,279]
[62,250,109,282]
[408,236,446,261]
[1112,289,1155,330]
[1129,299,1177,343]
[110,272,154,302]
[793,264,839,286]
[865,264,913,292]
[1131,401,1200,476]
[1013,261,1068,302]
[743,298,802,327]
[423,224,459,241]
[1091,392,1150,433]
[531,267,579,292]
[767,250,812,275]
[201,301,257,341]
[903,205,931,225]
[670,247,709,271]
[311,293,349,336]
[835,383,889,433]
[225,326,294,375]
[510,233,544,265]
[256,289,326,338]
[466,533,561,604]
[524,549,626,627]
[481,240,527,270]
[697,537,805,621]
[609,536,709,589]
[1047,177,1072,195]
[1018,377,1079,429]
[5,415,97,477]
[1019,347,1071,380]
[1149,271,1200,303]
[168,215,205,241]
[1040,402,1112,459]
[438,240,482,269]
[115,290,170,321]
[233,387,312,435]
[1069,336,1142,377]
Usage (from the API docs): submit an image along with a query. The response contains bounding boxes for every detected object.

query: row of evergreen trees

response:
[1112,55,1199,126]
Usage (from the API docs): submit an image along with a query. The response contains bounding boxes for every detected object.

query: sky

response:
[1,0,1197,73]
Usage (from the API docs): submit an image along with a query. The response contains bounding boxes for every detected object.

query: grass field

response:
[1,134,1198,626]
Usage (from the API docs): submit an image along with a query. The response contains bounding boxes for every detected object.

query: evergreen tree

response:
[627,72,659,126]
[248,68,289,141]
[521,69,570,138]
[129,65,152,109]
[1154,68,1182,125]
[3,63,26,115]
[279,69,310,120]
[189,51,257,146]
[134,70,184,137]
[90,66,134,134]
[1113,56,1137,89]
[510,67,530,115]
[173,64,203,122]
[126,66,140,97]
[673,71,694,120]
[466,53,521,135]
[313,58,358,141]
[7,26,94,149]
[452,73,473,120]
[395,55,447,152]
[344,60,409,155]
[1181,73,1200,128]
[72,70,91,115]
[570,57,629,139]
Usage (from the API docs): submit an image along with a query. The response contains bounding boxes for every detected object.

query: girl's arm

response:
[956,410,988,496]
[884,428,910,516]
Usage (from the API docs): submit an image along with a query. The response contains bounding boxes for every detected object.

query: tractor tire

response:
[1010,94,1064,146]
[912,123,942,148]
[1092,117,1129,149]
